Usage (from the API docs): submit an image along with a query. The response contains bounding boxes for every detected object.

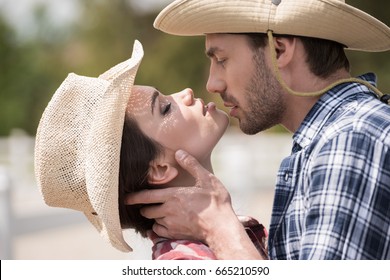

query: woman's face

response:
[127,86,229,162]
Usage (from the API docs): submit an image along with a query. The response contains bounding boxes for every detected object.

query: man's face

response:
[205,33,285,134]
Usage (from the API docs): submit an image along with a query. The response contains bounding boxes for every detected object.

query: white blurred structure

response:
[0,166,12,259]
[0,128,292,259]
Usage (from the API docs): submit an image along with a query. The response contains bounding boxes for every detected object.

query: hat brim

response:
[154,0,390,52]
[85,40,144,252]
[35,40,144,253]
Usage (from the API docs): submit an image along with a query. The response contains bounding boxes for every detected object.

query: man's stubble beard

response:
[239,50,285,135]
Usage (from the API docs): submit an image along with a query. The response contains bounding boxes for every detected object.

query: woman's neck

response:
[165,156,213,188]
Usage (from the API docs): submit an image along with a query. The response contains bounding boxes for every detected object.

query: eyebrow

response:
[151,90,159,115]
[206,46,220,58]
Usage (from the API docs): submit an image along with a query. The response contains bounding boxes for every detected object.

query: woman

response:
[34,40,267,259]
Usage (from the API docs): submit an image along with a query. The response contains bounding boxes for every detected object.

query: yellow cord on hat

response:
[266,30,390,105]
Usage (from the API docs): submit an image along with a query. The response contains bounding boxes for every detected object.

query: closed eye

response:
[162,102,171,115]
[217,58,226,64]
[216,57,226,68]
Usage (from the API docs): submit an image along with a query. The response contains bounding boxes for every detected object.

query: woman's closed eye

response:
[161,102,171,115]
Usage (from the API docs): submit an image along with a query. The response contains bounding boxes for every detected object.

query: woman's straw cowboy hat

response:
[154,0,390,52]
[34,40,144,252]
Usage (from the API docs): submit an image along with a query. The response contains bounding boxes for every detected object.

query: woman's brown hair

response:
[118,113,163,237]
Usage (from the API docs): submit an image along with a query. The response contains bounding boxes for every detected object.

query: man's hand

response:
[125,149,265,259]
[125,149,235,242]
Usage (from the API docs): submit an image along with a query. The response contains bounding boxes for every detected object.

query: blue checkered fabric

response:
[269,73,390,259]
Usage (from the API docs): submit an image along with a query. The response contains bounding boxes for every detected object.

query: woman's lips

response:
[203,102,216,115]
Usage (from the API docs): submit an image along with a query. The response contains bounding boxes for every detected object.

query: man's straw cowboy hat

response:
[35,40,144,252]
[154,0,390,52]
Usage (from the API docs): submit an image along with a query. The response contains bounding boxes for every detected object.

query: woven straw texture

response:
[35,40,144,252]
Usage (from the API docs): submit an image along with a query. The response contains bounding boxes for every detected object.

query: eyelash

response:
[162,102,171,115]
[216,58,226,66]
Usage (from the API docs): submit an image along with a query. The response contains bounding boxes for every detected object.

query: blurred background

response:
[0,0,389,259]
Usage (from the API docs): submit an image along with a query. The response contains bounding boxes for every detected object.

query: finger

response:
[146,230,156,240]
[125,188,173,205]
[175,149,209,181]
[139,204,165,220]
[152,222,171,239]
[154,217,166,227]
[153,220,193,240]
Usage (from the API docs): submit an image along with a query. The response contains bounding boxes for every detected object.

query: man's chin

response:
[239,120,270,135]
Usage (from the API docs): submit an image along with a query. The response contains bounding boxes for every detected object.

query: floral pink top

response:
[149,216,268,260]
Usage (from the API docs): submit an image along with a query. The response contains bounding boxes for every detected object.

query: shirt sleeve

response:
[301,131,390,259]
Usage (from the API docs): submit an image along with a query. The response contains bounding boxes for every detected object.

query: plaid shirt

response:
[269,73,390,259]
[150,216,268,260]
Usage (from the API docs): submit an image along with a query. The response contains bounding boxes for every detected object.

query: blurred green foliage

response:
[0,0,389,136]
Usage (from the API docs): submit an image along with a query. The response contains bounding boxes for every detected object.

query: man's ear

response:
[147,162,178,185]
[273,36,296,68]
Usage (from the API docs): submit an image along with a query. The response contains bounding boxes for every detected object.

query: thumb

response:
[175,149,208,181]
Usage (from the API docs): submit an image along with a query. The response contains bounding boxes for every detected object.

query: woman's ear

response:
[147,162,178,185]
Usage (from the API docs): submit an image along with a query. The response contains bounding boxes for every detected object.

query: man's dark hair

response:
[243,33,350,79]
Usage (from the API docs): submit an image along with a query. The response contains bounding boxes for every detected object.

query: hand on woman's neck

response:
[162,155,214,188]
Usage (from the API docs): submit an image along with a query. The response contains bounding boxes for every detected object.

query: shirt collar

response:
[292,73,377,149]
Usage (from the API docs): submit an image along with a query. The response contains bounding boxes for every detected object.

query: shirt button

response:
[284,172,290,182]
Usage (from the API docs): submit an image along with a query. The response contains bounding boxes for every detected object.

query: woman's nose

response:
[176,88,194,106]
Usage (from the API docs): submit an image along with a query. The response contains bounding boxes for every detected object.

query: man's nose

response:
[206,71,226,95]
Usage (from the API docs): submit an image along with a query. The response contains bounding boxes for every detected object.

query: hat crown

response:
[154,0,390,52]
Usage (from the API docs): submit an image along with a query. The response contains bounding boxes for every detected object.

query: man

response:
[126,0,390,259]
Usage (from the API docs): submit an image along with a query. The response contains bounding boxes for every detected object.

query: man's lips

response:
[224,102,238,117]
[223,101,235,108]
